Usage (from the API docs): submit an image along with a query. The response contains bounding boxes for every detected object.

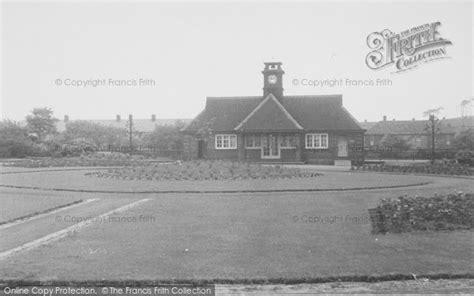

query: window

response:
[280,135,296,148]
[215,134,237,149]
[245,135,261,148]
[305,133,329,149]
[320,134,328,148]
[280,136,288,147]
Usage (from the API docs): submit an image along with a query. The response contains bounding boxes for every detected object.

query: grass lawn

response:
[0,190,82,224]
[0,169,435,192]
[1,183,472,281]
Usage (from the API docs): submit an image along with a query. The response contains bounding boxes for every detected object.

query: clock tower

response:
[262,62,284,99]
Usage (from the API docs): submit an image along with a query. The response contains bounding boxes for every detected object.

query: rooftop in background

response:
[361,116,473,135]
[55,116,192,133]
[359,121,378,131]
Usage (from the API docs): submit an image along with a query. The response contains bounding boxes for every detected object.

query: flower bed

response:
[353,162,473,176]
[86,160,322,181]
[369,192,474,234]
[4,153,146,168]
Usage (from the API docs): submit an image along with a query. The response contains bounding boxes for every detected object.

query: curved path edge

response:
[0,181,432,194]
[0,273,473,285]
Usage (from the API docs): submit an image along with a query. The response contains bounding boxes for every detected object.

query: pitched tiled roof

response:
[281,95,362,131]
[182,97,261,133]
[443,116,474,133]
[235,94,303,132]
[182,94,363,133]
[359,121,378,130]
[366,120,456,135]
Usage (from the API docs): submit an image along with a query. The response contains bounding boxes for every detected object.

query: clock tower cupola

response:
[262,62,284,99]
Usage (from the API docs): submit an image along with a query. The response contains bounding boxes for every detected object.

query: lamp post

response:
[128,114,133,158]
[429,115,435,164]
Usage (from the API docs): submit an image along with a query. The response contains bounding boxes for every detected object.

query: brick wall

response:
[303,132,364,163]
[182,135,198,160]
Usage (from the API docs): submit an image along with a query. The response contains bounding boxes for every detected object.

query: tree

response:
[381,135,411,150]
[174,119,186,131]
[0,120,37,157]
[453,130,474,150]
[422,107,443,117]
[63,121,128,147]
[143,123,184,150]
[25,107,58,141]
[423,114,445,163]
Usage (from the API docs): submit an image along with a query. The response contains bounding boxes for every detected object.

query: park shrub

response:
[4,152,144,168]
[353,162,473,176]
[369,192,474,234]
[455,150,474,167]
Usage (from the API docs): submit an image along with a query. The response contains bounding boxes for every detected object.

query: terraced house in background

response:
[182,62,365,165]
[362,116,459,149]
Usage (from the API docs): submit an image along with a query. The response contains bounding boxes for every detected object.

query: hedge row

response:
[353,163,473,176]
[4,153,145,168]
[369,193,474,234]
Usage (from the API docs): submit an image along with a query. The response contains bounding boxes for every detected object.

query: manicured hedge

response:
[369,193,474,234]
[353,163,473,176]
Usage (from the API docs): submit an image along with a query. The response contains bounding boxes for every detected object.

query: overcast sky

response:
[1,1,472,122]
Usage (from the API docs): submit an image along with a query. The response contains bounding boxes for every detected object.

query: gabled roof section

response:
[182,94,365,133]
[282,95,363,131]
[181,96,261,133]
[234,94,303,132]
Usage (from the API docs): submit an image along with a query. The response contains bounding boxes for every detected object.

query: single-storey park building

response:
[181,62,365,165]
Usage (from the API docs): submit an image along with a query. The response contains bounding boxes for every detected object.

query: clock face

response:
[267,74,278,84]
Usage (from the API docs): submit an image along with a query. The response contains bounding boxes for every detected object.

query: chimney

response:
[383,115,387,122]
[116,115,121,122]
[129,114,133,121]
[151,114,156,122]
[412,118,415,121]
[64,115,69,123]
[364,119,367,123]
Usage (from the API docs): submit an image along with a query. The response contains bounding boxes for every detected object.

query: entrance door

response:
[262,135,280,159]
[338,137,348,157]
[197,139,205,159]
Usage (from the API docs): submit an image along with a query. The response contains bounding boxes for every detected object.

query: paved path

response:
[0,167,436,193]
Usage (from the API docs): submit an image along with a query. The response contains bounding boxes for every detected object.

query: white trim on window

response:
[305,133,329,149]
[279,135,297,149]
[245,135,262,149]
[215,134,237,149]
